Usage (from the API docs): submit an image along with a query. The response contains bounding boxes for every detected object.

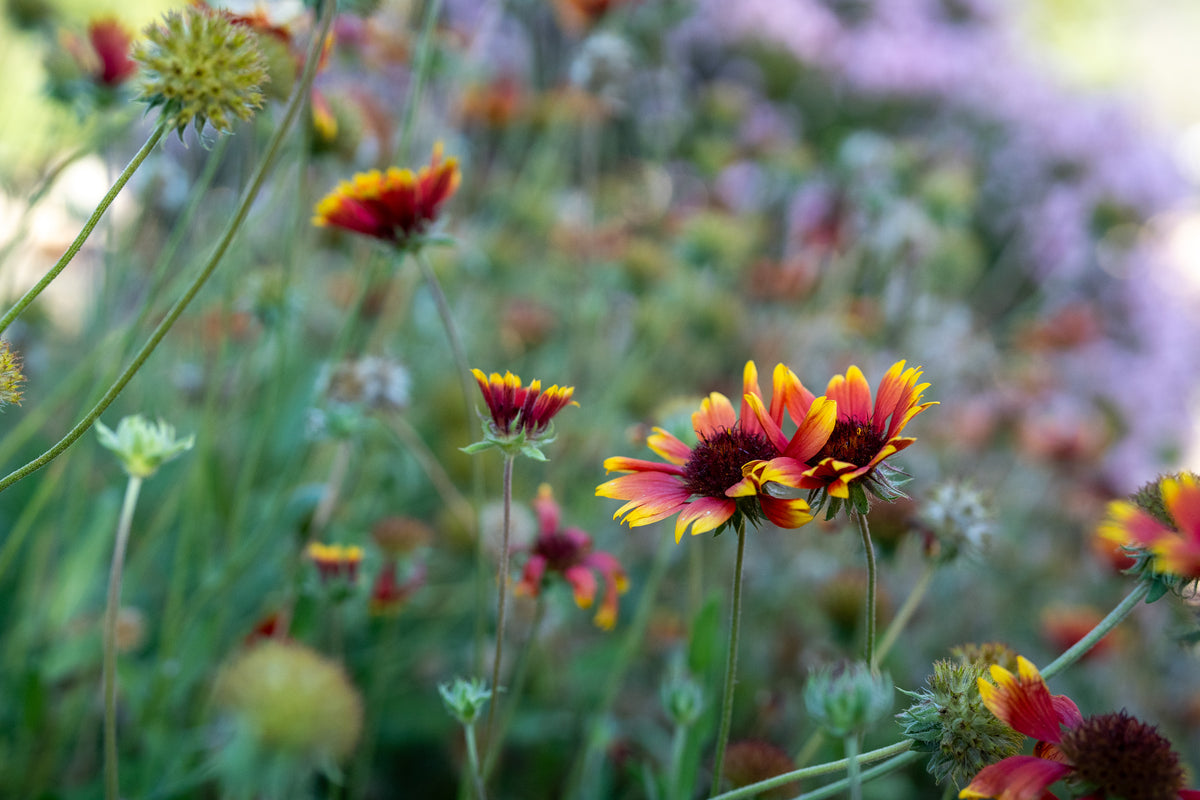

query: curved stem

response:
[873,561,936,669]
[0,0,337,495]
[103,475,144,800]
[852,511,877,667]
[0,126,165,337]
[484,455,515,760]
[1040,581,1150,680]
[790,749,922,800]
[710,520,747,797]
[709,740,913,800]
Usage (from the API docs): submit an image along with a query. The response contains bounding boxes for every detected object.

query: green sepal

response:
[849,482,871,515]
[1145,577,1171,604]
[824,497,843,521]
[460,440,495,455]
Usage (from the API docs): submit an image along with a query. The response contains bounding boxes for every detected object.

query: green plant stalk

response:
[390,416,474,530]
[0,125,165,337]
[103,474,144,800]
[484,454,515,761]
[791,749,923,800]
[873,560,936,669]
[483,592,545,779]
[852,511,878,666]
[0,0,337,495]
[667,715,690,800]
[844,735,862,800]
[710,740,913,800]
[465,721,488,800]
[1041,580,1150,680]
[710,520,747,797]
[397,0,446,160]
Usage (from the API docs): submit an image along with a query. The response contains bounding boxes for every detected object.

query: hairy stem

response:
[710,521,747,797]
[103,475,144,800]
[873,561,936,669]
[484,455,515,761]
[852,511,878,667]
[709,740,913,800]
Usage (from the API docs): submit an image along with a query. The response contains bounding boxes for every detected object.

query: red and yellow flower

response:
[597,361,836,542]
[960,656,1200,800]
[1097,473,1200,582]
[312,144,461,248]
[464,369,577,460]
[87,18,138,87]
[305,542,364,583]
[515,485,629,630]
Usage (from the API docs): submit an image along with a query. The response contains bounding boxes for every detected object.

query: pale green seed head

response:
[96,414,194,479]
[133,7,268,136]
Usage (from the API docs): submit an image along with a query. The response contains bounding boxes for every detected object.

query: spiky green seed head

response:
[133,7,268,137]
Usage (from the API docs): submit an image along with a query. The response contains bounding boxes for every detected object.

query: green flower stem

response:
[844,735,862,800]
[790,749,923,800]
[852,511,878,667]
[873,561,936,669]
[710,740,913,800]
[397,0,445,160]
[0,0,337,495]
[484,454,515,762]
[310,439,352,539]
[0,125,166,337]
[1041,580,1150,680]
[793,729,825,768]
[483,592,545,779]
[389,416,475,531]
[103,474,144,800]
[464,721,488,800]
[667,714,690,800]
[710,520,747,797]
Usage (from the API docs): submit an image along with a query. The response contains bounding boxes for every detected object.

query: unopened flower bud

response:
[438,677,492,726]
[660,672,703,727]
[804,662,892,738]
[96,415,194,479]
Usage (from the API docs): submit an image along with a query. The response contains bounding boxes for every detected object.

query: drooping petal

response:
[826,365,872,422]
[597,472,691,527]
[515,554,548,597]
[692,392,738,440]
[647,427,693,465]
[563,564,598,608]
[759,494,814,529]
[783,395,837,460]
[673,496,736,542]
[958,756,1072,800]
[977,657,1076,744]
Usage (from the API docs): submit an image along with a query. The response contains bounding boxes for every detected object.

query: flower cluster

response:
[515,485,628,630]
[312,144,461,249]
[598,360,934,540]
[959,656,1200,800]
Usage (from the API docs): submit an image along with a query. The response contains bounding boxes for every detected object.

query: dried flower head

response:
[919,481,992,563]
[133,6,268,136]
[0,341,24,408]
[722,740,799,800]
[317,356,410,412]
[96,415,194,479]
[213,640,363,763]
[370,516,432,557]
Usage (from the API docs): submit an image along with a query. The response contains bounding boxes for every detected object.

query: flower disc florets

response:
[683,427,777,505]
[1059,711,1186,800]
[133,6,268,136]
[0,340,25,408]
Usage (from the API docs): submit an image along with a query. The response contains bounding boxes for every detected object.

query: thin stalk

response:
[793,730,824,768]
[872,561,936,669]
[0,0,337,495]
[710,520,747,797]
[310,439,352,539]
[389,416,474,532]
[103,474,144,800]
[667,717,690,800]
[790,749,922,800]
[710,740,913,800]
[843,735,861,800]
[852,511,877,666]
[484,455,515,757]
[0,125,165,336]
[397,0,446,159]
[1041,581,1150,680]
[465,722,488,800]
[483,592,545,779]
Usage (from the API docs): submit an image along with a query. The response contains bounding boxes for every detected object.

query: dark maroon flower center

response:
[1059,711,1184,800]
[683,427,777,499]
[534,531,587,571]
[811,416,886,467]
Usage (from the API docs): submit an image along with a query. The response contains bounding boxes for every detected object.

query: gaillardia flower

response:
[515,485,629,630]
[462,369,577,460]
[312,144,461,249]
[960,656,1200,800]
[87,18,137,88]
[1098,473,1200,583]
[305,542,363,583]
[597,361,836,542]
